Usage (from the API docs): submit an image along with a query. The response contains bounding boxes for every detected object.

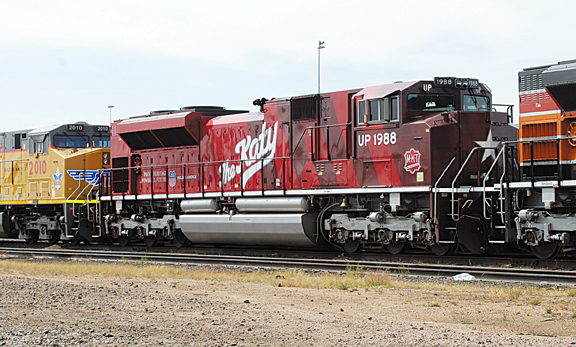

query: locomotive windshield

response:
[407,94,455,111]
[463,95,490,111]
[92,135,110,148]
[53,135,89,148]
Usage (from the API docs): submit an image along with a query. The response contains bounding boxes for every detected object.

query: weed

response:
[398,265,410,277]
[567,289,576,297]
[572,312,576,319]
[545,307,552,314]
[427,301,441,307]
[530,299,541,306]
[337,282,351,290]
[136,257,148,264]
[345,264,365,277]
[504,288,523,301]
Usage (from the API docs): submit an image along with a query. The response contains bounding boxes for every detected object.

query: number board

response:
[94,126,110,132]
[434,77,454,87]
[433,77,480,89]
[67,124,84,132]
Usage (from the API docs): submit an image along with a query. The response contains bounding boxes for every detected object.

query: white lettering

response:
[357,131,397,147]
[220,121,279,188]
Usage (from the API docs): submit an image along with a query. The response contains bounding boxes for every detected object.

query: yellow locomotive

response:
[0,122,110,244]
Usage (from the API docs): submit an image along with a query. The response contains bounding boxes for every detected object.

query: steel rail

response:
[1,247,576,285]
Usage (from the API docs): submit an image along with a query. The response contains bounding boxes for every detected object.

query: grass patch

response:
[504,288,523,301]
[427,301,441,307]
[530,299,542,306]
[0,259,573,301]
[0,259,393,291]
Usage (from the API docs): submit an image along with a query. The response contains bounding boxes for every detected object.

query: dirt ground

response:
[1,264,576,346]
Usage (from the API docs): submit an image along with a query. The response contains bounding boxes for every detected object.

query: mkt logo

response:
[404,148,421,174]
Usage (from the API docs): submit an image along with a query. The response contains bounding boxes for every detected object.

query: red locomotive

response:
[100,77,519,255]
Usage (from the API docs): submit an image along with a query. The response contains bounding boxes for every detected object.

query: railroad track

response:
[2,246,576,285]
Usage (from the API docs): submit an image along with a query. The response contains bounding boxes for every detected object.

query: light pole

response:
[317,41,325,95]
[108,105,114,124]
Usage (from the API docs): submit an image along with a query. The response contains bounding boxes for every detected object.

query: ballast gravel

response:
[0,264,575,346]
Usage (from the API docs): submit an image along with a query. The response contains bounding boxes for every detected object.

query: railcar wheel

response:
[144,236,157,248]
[530,241,560,259]
[26,231,39,244]
[70,236,81,246]
[429,243,452,256]
[341,240,360,253]
[118,236,131,247]
[47,232,60,246]
[386,242,407,254]
[173,229,188,248]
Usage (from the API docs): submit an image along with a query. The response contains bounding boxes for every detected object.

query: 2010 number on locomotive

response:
[29,160,47,175]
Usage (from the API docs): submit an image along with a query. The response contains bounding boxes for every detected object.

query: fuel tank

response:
[235,197,310,212]
[179,212,320,247]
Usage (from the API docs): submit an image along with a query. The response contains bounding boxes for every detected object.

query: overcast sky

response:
[1,0,575,130]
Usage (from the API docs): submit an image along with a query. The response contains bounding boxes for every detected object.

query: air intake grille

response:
[546,84,576,112]
[519,73,544,92]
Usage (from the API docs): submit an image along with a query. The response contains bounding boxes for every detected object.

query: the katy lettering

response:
[220,121,279,188]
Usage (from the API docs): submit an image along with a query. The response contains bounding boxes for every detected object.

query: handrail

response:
[503,136,576,182]
[101,156,294,198]
[0,159,28,163]
[433,156,456,224]
[492,103,514,123]
[482,146,505,221]
[498,144,508,224]
[504,135,576,144]
[451,146,497,221]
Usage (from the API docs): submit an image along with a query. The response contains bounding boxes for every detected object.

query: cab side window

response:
[358,96,399,124]
[358,100,367,124]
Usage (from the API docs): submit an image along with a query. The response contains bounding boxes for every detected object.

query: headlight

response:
[103,152,110,165]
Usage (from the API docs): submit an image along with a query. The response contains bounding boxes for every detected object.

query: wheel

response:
[173,229,188,248]
[144,236,157,248]
[118,236,131,247]
[341,240,360,253]
[430,243,452,256]
[25,230,39,244]
[530,241,560,259]
[386,242,407,254]
[47,232,60,246]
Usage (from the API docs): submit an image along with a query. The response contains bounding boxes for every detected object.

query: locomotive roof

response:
[209,112,263,125]
[28,123,65,135]
[354,81,417,100]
